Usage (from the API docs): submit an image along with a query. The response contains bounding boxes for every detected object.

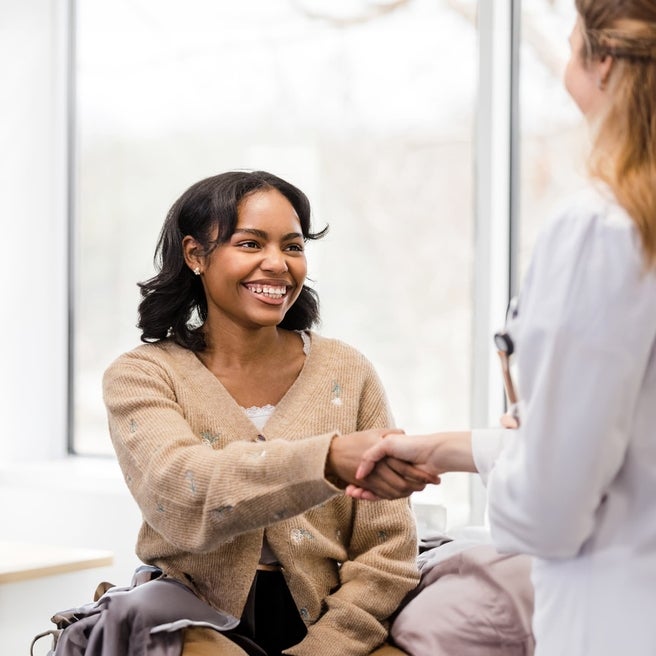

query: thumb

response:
[382,428,405,438]
[355,441,388,479]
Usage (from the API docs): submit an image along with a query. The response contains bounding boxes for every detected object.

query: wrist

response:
[434,431,475,473]
[325,434,348,489]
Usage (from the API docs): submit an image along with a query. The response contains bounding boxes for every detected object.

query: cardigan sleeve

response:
[285,364,419,656]
[103,354,341,553]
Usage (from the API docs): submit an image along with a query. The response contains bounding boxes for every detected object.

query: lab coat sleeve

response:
[484,199,656,559]
[471,428,507,485]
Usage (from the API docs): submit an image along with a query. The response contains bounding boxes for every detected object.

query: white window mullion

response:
[470,0,515,523]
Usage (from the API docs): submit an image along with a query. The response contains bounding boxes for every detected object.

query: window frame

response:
[469,0,518,522]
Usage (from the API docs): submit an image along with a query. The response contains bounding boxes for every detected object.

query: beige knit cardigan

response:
[103,332,419,656]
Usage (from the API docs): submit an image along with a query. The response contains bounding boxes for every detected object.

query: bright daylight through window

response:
[73,0,580,530]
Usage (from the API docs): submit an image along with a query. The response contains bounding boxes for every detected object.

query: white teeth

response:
[246,284,287,299]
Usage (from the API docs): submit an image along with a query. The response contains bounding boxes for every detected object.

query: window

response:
[73,0,481,528]
[518,0,582,281]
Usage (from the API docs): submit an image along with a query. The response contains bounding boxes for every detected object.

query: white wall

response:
[0,2,142,651]
[0,0,67,462]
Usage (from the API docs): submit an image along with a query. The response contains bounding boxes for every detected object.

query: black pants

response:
[230,570,308,656]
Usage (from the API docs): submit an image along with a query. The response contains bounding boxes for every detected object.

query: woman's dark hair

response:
[137,170,328,351]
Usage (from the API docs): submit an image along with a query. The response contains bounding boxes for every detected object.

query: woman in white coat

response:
[349,1,656,654]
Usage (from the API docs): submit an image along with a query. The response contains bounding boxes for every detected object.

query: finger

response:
[355,460,375,480]
[350,475,405,501]
[355,441,392,479]
[385,457,440,485]
[345,484,381,501]
[367,460,427,498]
[382,428,406,438]
[350,479,394,500]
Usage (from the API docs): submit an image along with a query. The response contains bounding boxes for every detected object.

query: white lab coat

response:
[472,183,656,656]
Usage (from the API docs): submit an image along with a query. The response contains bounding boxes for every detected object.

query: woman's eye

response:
[285,243,304,252]
[238,240,260,249]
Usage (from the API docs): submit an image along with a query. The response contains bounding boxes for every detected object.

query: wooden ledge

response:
[0,541,113,584]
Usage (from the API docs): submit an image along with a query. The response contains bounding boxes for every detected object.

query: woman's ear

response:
[182,235,204,275]
[597,55,614,90]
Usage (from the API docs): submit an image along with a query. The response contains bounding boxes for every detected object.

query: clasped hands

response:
[328,413,518,501]
[326,428,442,501]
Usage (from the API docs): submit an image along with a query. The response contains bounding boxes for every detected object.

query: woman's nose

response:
[261,247,288,272]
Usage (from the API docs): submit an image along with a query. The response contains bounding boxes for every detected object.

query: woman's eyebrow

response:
[282,232,304,241]
[234,228,267,238]
[234,228,303,240]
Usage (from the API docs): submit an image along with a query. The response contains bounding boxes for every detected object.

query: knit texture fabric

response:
[103,332,419,656]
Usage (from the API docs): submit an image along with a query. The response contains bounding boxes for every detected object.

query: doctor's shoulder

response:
[534,184,636,257]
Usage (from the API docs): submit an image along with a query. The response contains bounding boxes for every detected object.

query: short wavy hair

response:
[137,170,328,351]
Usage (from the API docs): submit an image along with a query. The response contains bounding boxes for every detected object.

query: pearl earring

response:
[193,267,201,276]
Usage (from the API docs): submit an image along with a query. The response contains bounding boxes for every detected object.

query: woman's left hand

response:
[500,412,519,429]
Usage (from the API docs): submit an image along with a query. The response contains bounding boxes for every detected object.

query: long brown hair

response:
[576,0,656,266]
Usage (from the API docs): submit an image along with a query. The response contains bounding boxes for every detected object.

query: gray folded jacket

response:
[32,566,240,656]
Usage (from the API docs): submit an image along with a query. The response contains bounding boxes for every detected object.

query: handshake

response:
[325,428,476,502]
[327,411,519,501]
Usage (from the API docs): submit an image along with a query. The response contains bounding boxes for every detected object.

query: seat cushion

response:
[391,544,534,656]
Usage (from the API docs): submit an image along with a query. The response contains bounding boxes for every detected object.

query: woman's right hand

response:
[326,429,438,500]
[346,431,476,501]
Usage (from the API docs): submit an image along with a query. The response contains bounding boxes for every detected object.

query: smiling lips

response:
[244,283,289,300]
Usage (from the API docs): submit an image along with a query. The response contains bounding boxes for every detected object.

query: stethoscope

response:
[493,296,520,422]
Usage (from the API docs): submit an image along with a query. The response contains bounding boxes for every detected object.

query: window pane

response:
[518,0,582,277]
[74,0,478,528]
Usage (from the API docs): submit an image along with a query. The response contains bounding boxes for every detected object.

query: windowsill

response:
[0,540,114,584]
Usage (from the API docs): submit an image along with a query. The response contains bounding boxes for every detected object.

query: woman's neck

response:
[196,325,306,408]
[201,323,289,369]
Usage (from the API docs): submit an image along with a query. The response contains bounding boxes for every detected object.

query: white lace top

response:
[240,331,311,431]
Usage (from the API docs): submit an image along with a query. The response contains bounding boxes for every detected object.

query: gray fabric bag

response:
[30,566,243,656]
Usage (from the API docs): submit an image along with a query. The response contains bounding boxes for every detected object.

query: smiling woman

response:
[137,171,327,352]
[97,169,428,656]
[183,190,310,337]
